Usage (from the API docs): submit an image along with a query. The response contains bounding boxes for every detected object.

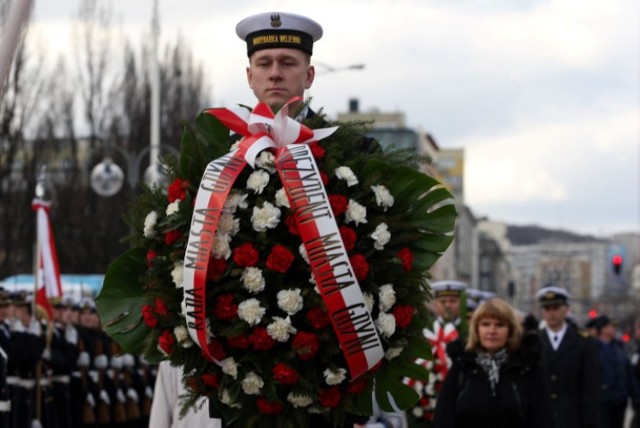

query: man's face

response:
[246,48,314,112]
[437,296,460,321]
[541,303,568,329]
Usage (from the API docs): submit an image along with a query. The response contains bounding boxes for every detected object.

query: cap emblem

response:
[544,291,556,299]
[270,14,282,28]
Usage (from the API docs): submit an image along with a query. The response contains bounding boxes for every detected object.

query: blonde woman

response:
[434,298,553,428]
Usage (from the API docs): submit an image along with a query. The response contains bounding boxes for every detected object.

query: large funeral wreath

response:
[96,99,456,427]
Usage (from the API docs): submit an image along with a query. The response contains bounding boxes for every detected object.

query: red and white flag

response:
[32,198,63,319]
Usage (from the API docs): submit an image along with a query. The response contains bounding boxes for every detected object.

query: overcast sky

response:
[27,0,639,237]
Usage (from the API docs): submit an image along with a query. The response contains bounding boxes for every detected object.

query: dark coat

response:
[434,333,554,428]
[539,326,599,428]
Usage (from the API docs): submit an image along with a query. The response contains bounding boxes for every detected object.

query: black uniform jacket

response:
[435,333,554,428]
[539,326,599,428]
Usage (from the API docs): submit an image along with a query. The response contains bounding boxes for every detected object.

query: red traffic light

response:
[612,254,623,274]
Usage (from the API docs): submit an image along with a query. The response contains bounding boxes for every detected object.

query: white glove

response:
[88,371,99,384]
[77,352,90,367]
[28,319,41,336]
[86,393,96,408]
[110,355,123,370]
[138,355,149,367]
[145,386,153,399]
[126,388,139,402]
[121,354,135,368]
[65,325,78,345]
[10,319,25,333]
[41,348,51,361]
[94,354,108,370]
[99,390,111,405]
[116,389,126,403]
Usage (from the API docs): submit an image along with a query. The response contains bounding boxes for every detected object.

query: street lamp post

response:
[314,61,365,75]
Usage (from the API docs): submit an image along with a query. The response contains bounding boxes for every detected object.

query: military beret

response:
[236,12,323,56]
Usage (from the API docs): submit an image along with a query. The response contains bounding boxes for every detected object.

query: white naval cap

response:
[535,286,571,307]
[432,280,468,298]
[236,12,323,56]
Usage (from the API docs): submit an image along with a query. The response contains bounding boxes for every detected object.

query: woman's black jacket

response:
[434,333,554,428]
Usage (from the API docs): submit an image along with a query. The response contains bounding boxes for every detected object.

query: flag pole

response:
[33,167,44,427]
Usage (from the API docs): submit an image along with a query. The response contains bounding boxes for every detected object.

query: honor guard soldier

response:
[536,285,599,428]
[0,289,11,426]
[432,280,468,326]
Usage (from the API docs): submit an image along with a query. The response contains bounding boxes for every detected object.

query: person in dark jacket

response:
[536,285,599,428]
[594,315,639,428]
[434,298,553,428]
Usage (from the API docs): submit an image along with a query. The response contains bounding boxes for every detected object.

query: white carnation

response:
[255,151,276,173]
[237,298,265,326]
[266,316,297,342]
[241,371,264,395]
[371,184,394,211]
[371,223,391,250]
[246,169,270,194]
[173,325,189,343]
[251,201,281,232]
[277,289,303,316]
[363,293,374,313]
[335,166,358,187]
[385,346,403,360]
[211,232,232,259]
[378,284,396,312]
[345,199,367,225]
[275,187,290,208]
[375,312,396,338]
[224,191,248,213]
[218,213,240,236]
[143,211,158,238]
[323,368,347,385]
[287,392,313,408]
[171,262,184,288]
[241,267,265,294]
[166,200,181,217]
[221,357,239,379]
[219,388,242,408]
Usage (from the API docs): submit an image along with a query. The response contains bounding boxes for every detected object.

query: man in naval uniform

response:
[431,280,468,327]
[536,285,599,428]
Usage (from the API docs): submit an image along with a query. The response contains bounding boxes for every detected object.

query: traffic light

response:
[611,254,623,275]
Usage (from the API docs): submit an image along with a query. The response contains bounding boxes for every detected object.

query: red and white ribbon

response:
[182,98,384,378]
[423,320,458,377]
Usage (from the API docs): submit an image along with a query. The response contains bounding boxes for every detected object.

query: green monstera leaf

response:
[95,247,150,355]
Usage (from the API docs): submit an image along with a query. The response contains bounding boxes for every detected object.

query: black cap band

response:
[246,29,313,56]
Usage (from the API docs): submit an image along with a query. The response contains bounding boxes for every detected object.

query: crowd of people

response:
[0,289,156,428]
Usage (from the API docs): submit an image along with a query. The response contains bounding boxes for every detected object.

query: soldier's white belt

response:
[51,375,71,384]
[15,379,50,389]
[0,400,10,412]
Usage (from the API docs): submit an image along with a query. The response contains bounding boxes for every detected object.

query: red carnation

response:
[272,363,300,385]
[328,194,348,217]
[167,178,190,202]
[141,305,157,328]
[213,294,237,320]
[227,335,250,349]
[318,387,342,407]
[257,398,284,415]
[233,242,259,267]
[205,339,227,361]
[207,257,227,281]
[292,331,319,360]
[201,373,220,388]
[285,214,299,235]
[339,226,357,252]
[165,229,181,245]
[249,326,276,350]
[349,254,370,281]
[154,297,168,317]
[345,378,368,395]
[320,170,329,186]
[146,250,157,268]
[158,330,175,355]
[396,247,414,272]
[393,304,415,328]
[308,142,326,160]
[266,244,295,273]
[306,307,330,329]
